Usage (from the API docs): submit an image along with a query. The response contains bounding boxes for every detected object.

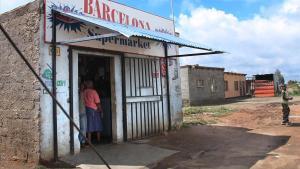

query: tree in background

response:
[287,80,300,96]
[275,69,285,85]
[274,69,285,95]
[288,80,298,85]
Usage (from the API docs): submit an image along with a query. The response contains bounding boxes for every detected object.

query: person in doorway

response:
[78,82,87,147]
[84,81,103,144]
[281,84,293,126]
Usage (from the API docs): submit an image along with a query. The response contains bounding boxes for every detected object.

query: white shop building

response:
[3,0,221,161]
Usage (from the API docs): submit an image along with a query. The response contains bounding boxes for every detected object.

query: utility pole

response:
[170,0,176,34]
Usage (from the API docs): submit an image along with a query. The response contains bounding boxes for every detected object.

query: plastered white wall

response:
[169,57,183,126]
[40,43,72,160]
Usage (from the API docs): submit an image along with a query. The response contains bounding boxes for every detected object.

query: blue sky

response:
[0,0,299,81]
[0,0,35,14]
[116,0,283,20]
[0,0,285,20]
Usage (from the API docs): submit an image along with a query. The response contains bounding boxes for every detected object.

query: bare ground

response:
[3,97,300,169]
[148,97,300,169]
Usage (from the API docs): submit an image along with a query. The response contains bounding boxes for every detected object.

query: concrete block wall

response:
[190,68,225,105]
[180,67,191,106]
[0,1,41,163]
[181,66,225,106]
[169,58,183,128]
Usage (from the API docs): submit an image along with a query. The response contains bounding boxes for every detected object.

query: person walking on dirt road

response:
[281,84,293,126]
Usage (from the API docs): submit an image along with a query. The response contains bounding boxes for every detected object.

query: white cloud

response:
[0,0,34,14]
[280,0,300,14]
[177,0,300,81]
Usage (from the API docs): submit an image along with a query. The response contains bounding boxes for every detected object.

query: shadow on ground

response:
[58,142,177,169]
[288,123,300,127]
[39,160,78,169]
[41,125,291,169]
[189,96,252,106]
[148,125,290,169]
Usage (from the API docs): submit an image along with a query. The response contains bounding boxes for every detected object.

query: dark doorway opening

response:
[78,54,112,144]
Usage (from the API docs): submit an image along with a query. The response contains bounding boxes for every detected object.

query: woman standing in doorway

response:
[84,81,103,144]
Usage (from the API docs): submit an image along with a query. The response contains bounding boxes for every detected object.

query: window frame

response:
[234,81,239,91]
[225,80,229,91]
[196,79,205,88]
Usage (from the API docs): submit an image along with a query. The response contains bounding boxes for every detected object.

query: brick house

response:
[224,72,247,98]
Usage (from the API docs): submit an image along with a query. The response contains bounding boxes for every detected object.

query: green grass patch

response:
[183,106,234,117]
[291,91,300,96]
[35,166,47,169]
[182,119,217,128]
[182,106,234,127]
[288,83,300,96]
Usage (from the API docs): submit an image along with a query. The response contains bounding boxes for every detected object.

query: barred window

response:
[196,80,204,88]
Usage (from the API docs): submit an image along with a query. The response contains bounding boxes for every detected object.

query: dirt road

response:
[149,97,300,169]
[3,97,300,169]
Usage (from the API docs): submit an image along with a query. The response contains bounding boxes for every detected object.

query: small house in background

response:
[181,65,225,106]
[224,72,247,98]
[254,74,280,97]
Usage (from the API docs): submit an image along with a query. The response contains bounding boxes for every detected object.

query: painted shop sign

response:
[44,0,177,57]
[87,29,151,49]
[83,0,151,30]
[42,68,67,94]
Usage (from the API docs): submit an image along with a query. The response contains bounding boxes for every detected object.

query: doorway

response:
[78,54,112,144]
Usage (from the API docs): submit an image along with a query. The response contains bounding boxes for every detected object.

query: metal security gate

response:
[123,57,168,140]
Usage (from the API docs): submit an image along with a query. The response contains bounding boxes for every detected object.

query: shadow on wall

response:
[148,125,290,169]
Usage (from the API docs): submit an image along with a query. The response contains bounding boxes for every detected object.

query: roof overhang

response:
[53,9,225,57]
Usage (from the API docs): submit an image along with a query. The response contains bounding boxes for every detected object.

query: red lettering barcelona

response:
[83,0,151,30]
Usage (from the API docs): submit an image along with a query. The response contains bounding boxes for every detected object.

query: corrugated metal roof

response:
[181,65,225,71]
[224,72,247,76]
[54,9,215,51]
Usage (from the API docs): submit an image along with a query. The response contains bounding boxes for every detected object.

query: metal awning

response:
[54,9,222,53]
